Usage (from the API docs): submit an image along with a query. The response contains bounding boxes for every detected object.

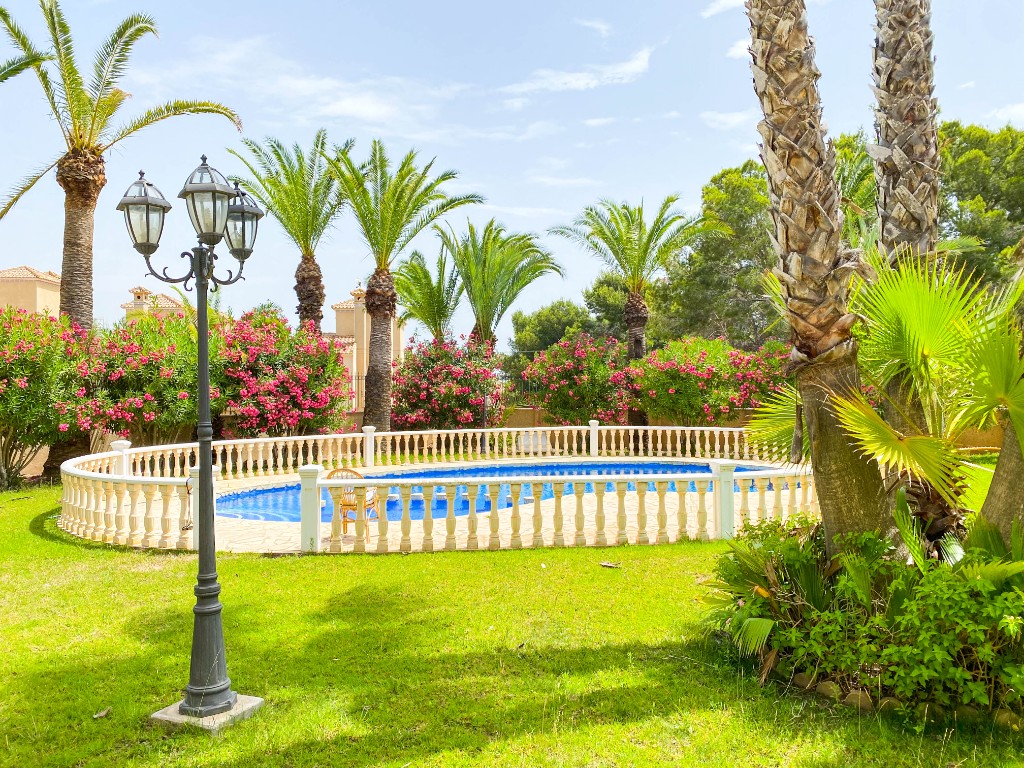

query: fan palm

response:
[439,219,562,344]
[551,196,722,362]
[394,248,463,341]
[746,0,888,554]
[230,131,351,329]
[0,1,241,329]
[323,139,483,430]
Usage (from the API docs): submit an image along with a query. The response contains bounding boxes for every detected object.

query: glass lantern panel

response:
[188,191,216,236]
[212,193,230,234]
[147,206,166,244]
[224,213,245,252]
[127,204,153,246]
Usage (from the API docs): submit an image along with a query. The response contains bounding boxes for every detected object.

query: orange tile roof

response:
[0,266,61,285]
[120,292,185,311]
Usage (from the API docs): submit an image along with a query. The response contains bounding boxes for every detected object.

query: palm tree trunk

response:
[870,0,940,262]
[294,252,326,330]
[624,291,649,430]
[981,421,1024,546]
[363,267,397,431]
[748,0,888,554]
[56,150,105,330]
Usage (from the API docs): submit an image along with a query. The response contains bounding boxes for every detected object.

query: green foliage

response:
[630,337,787,426]
[394,248,463,341]
[582,271,632,342]
[650,161,779,349]
[507,300,594,381]
[0,308,86,488]
[835,131,878,247]
[708,505,1024,718]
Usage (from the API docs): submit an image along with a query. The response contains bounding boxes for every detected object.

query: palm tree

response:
[870,0,940,261]
[0,48,45,83]
[394,248,463,341]
[746,0,888,554]
[324,139,483,430]
[551,196,720,363]
[0,1,241,329]
[439,219,562,344]
[230,131,351,329]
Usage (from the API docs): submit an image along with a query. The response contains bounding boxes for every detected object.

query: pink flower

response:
[58,423,69,432]
[178,391,190,400]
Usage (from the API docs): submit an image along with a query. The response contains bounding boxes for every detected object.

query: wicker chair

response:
[324,468,379,542]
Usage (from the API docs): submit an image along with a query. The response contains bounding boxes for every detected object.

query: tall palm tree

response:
[869,0,940,262]
[324,139,483,430]
[0,1,241,329]
[439,219,562,344]
[394,248,463,341]
[551,195,720,363]
[747,0,888,554]
[230,131,351,329]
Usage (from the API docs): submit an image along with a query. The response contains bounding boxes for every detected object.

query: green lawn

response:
[3,487,1023,767]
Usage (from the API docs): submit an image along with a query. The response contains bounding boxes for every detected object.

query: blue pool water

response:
[216,461,770,523]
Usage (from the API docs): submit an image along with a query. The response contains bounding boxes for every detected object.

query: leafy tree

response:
[652,161,777,349]
[230,130,351,329]
[324,140,482,430]
[511,300,592,356]
[939,121,1024,284]
[394,248,463,341]
[747,0,887,554]
[0,1,241,328]
[582,271,631,341]
[439,219,561,344]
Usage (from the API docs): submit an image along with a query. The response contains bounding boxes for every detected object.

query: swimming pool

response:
[216,460,770,523]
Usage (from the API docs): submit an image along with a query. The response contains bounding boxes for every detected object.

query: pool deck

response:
[208,457,787,554]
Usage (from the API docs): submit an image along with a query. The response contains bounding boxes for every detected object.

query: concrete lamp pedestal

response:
[151,695,264,734]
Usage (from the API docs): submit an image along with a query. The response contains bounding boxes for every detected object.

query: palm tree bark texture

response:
[56,150,105,327]
[294,253,326,328]
[364,268,398,432]
[747,0,888,553]
[624,291,650,429]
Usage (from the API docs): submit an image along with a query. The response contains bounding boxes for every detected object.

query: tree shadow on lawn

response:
[9,579,1020,768]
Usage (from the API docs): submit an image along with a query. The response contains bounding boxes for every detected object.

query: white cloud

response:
[527,175,599,187]
[501,48,653,94]
[988,103,1024,126]
[583,117,616,127]
[701,0,744,18]
[958,81,976,90]
[726,39,749,59]
[699,109,759,130]
[574,18,612,38]
[502,97,529,111]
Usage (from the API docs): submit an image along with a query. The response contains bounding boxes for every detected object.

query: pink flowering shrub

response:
[631,338,787,425]
[391,337,508,430]
[222,305,353,437]
[68,313,217,445]
[521,334,632,425]
[0,308,88,488]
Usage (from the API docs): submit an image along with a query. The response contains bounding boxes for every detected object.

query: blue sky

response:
[0,0,1022,345]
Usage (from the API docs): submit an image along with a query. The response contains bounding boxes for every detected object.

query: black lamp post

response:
[117,157,263,720]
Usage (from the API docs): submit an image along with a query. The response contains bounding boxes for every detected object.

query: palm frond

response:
[100,99,242,150]
[0,52,47,83]
[964,515,1010,559]
[0,155,61,219]
[87,12,157,143]
[394,248,463,340]
[0,6,68,143]
[39,0,91,142]
[733,617,775,656]
[746,384,808,464]
[892,488,931,574]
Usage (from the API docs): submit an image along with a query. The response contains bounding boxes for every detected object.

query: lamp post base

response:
[151,694,264,734]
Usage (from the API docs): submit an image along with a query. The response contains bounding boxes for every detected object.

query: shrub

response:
[520,333,631,425]
[0,308,88,488]
[707,492,1024,720]
[632,337,787,425]
[222,305,353,437]
[392,337,508,430]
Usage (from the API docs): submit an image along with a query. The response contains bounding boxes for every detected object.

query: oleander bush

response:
[631,337,787,425]
[707,491,1024,722]
[0,308,88,488]
[520,333,632,425]
[391,337,508,430]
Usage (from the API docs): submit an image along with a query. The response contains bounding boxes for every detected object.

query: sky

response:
[0,0,1022,346]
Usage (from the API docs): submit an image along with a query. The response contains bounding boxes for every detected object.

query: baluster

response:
[531,482,544,547]
[809,478,819,517]
[636,482,649,545]
[655,481,669,544]
[739,478,751,531]
[799,474,810,514]
[553,481,566,546]
[615,481,628,545]
[374,484,389,553]
[89,481,104,541]
[785,474,798,522]
[573,482,586,547]
[466,484,479,550]
[158,484,174,548]
[696,480,709,542]
[142,485,158,547]
[510,482,523,549]
[399,486,412,552]
[755,478,768,523]
[127,485,144,546]
[676,480,688,541]
[101,480,116,543]
[175,484,191,549]
[594,482,607,546]
[329,489,342,553]
[772,477,784,521]
[421,485,434,552]
[444,483,458,551]
[112,481,130,545]
[350,485,366,554]
[76,479,91,538]
[487,483,501,550]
